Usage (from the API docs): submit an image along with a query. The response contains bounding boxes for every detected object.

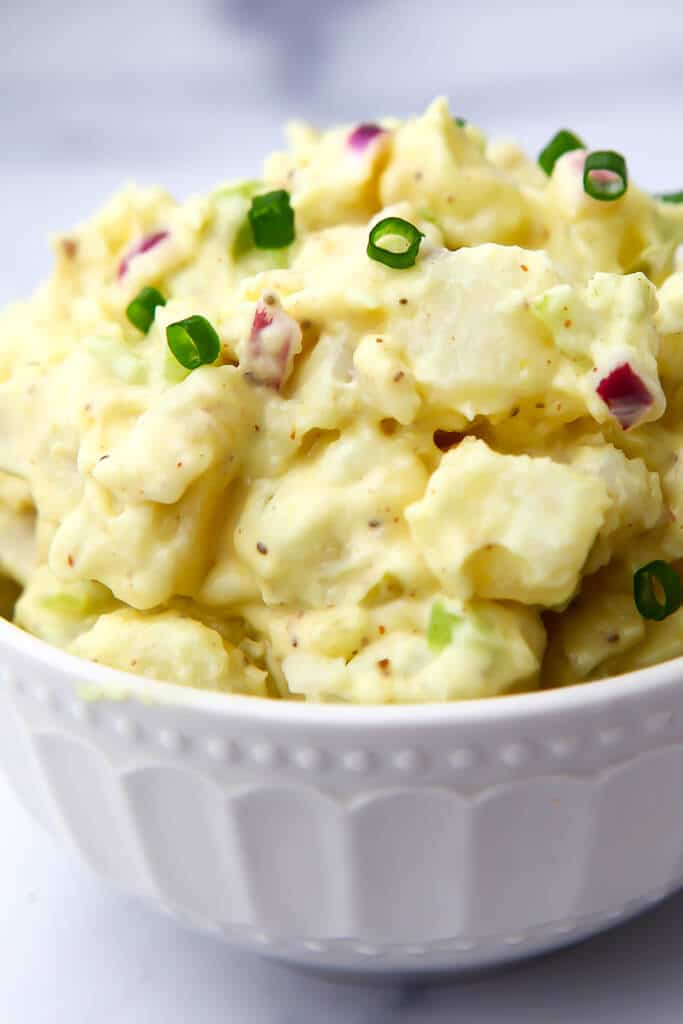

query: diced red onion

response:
[118,230,169,279]
[596,362,653,429]
[252,305,274,333]
[244,297,301,391]
[347,123,386,152]
[589,168,621,186]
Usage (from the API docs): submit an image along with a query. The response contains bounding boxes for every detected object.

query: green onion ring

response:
[166,315,221,370]
[633,560,682,621]
[583,150,628,201]
[367,216,424,269]
[538,129,585,175]
[126,286,167,334]
[658,191,683,204]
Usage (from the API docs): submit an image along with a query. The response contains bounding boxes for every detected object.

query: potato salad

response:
[4,97,683,702]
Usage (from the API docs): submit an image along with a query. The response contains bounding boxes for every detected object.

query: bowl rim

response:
[2,615,681,729]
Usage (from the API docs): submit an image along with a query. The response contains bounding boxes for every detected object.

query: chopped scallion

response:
[367,216,424,269]
[633,560,682,621]
[583,150,628,201]
[166,315,221,370]
[658,191,683,204]
[538,129,584,175]
[248,190,295,249]
[126,286,166,334]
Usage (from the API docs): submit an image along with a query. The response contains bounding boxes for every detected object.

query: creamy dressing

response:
[3,97,683,701]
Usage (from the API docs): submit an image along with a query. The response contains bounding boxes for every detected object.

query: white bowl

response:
[1,616,682,975]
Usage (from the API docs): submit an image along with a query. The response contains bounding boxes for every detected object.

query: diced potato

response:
[235,425,431,607]
[281,598,545,703]
[380,97,534,248]
[406,438,609,605]
[71,608,266,695]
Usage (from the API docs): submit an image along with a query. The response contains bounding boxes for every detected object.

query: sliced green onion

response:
[583,150,628,201]
[658,191,683,204]
[126,286,166,334]
[367,216,424,269]
[454,116,467,127]
[538,129,585,175]
[166,315,220,370]
[427,601,461,651]
[248,190,295,249]
[633,560,682,621]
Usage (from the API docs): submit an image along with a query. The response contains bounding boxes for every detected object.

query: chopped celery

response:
[164,347,192,383]
[427,601,461,650]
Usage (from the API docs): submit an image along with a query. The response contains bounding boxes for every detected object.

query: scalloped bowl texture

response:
[1,615,682,975]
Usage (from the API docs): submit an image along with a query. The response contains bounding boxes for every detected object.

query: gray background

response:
[2,0,683,1019]
[3,0,683,303]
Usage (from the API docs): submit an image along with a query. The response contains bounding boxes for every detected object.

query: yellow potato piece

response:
[71,608,266,695]
[406,438,609,605]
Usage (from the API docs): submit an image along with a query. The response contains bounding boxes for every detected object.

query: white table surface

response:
[4,0,683,1019]
[5,769,683,1024]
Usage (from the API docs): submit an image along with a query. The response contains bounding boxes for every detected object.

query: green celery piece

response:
[427,601,461,651]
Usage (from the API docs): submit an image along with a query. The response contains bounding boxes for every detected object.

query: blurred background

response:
[3,0,683,303]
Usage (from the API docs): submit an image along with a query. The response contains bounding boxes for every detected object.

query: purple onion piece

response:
[244,300,300,391]
[118,230,169,279]
[596,362,653,429]
[347,123,386,153]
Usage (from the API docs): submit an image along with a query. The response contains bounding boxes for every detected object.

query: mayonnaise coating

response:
[3,97,683,701]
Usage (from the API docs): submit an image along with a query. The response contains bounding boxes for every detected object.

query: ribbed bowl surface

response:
[1,618,681,973]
